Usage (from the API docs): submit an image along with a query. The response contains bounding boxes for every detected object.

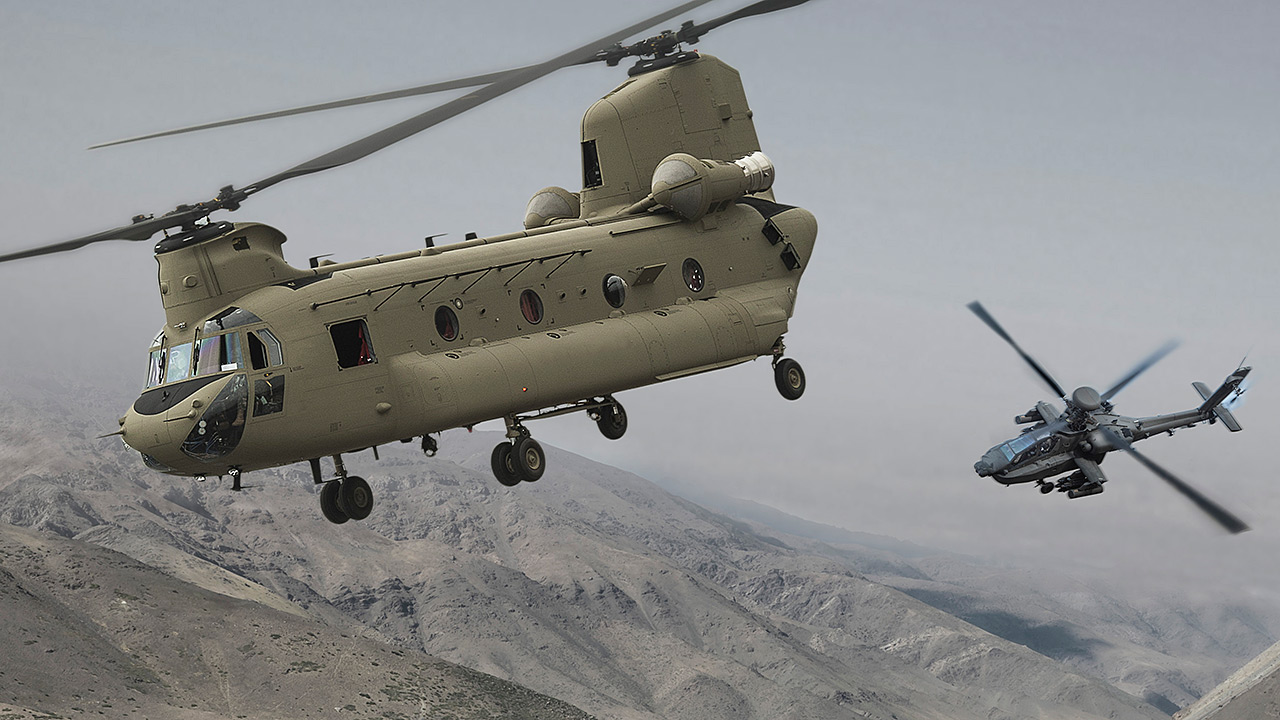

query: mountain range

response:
[0,375,1275,718]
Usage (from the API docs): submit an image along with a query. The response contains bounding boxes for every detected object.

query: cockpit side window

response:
[145,330,166,389]
[146,347,166,388]
[247,329,284,370]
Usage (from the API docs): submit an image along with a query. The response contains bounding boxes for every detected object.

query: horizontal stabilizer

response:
[1194,377,1244,432]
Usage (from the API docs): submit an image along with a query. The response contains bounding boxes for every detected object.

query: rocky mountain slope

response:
[0,521,590,719]
[0,376,1272,719]
[683,493,1280,714]
[1174,638,1280,720]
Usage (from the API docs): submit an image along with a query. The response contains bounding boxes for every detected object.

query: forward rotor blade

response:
[1098,427,1249,534]
[967,301,1068,399]
[1102,340,1180,401]
[0,209,204,264]
[89,68,532,149]
[683,0,813,39]
[244,0,718,192]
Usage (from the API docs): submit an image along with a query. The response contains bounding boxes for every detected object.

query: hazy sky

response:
[2,1,1277,602]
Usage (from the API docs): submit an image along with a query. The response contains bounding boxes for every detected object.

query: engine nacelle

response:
[650,151,775,221]
[524,186,581,229]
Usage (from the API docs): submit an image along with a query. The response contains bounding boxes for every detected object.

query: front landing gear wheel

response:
[774,358,805,400]
[338,476,373,521]
[513,436,546,482]
[491,443,521,487]
[320,481,349,525]
[596,400,627,440]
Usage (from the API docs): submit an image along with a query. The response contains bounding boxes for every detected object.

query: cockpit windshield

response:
[164,343,193,384]
[204,307,263,333]
[194,332,243,376]
[145,308,281,389]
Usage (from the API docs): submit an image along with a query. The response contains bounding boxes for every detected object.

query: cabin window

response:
[582,139,602,188]
[682,258,705,292]
[520,289,544,324]
[435,306,459,341]
[193,332,243,376]
[330,319,376,369]
[602,274,627,308]
[164,343,193,384]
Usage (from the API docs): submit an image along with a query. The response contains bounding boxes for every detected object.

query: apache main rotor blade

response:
[89,68,532,149]
[1101,340,1180,401]
[967,301,1068,399]
[1098,427,1249,534]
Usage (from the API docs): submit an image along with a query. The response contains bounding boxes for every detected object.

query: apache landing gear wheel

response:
[596,400,628,440]
[774,358,805,400]
[491,442,521,487]
[320,481,349,525]
[513,436,546,482]
[1039,481,1054,494]
[338,476,374,521]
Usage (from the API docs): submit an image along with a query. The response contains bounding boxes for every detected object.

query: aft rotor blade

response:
[8,0,719,263]
[1101,340,1180,401]
[683,0,813,39]
[90,68,531,149]
[967,301,1068,399]
[245,0,718,191]
[1098,427,1249,534]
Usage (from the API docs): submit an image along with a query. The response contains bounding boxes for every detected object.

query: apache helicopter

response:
[967,302,1251,534]
[0,0,817,524]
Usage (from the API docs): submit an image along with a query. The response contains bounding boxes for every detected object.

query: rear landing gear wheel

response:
[774,358,805,400]
[338,476,373,521]
[596,400,628,440]
[513,436,546,482]
[491,442,521,487]
[320,481,349,525]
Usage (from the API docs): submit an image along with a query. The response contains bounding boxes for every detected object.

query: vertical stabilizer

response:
[1193,368,1249,432]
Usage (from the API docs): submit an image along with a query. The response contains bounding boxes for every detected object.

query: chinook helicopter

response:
[967,302,1251,533]
[0,0,817,524]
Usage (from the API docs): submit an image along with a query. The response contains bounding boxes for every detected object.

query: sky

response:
[1,1,1277,604]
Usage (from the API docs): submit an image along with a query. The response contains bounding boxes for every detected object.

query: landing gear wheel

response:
[513,436,546,482]
[491,443,521,487]
[1039,482,1054,494]
[774,358,805,400]
[338,476,373,521]
[596,401,628,440]
[320,481,349,525]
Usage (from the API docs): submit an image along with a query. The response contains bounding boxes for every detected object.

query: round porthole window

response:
[602,274,627,308]
[520,289,543,324]
[682,258,705,292]
[435,305,459,341]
